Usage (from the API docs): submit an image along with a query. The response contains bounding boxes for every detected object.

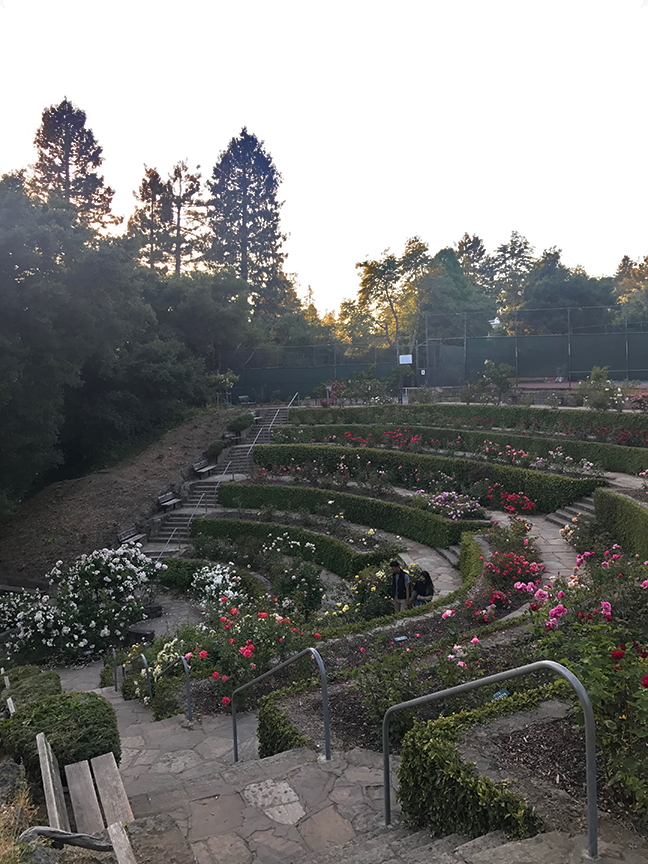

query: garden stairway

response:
[86,683,648,864]
[142,407,291,555]
[545,496,595,529]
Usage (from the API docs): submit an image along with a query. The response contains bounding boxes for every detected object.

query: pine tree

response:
[207,128,287,308]
[30,98,117,229]
[128,167,171,270]
[166,161,206,275]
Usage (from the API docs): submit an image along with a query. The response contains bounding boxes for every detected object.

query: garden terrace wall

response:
[190,517,397,578]
[282,423,648,474]
[217,483,489,547]
[253,445,605,512]
[594,488,648,560]
[290,405,648,445]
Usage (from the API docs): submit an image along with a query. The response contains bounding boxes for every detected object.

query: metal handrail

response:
[213,460,233,505]
[231,647,330,763]
[155,493,206,563]
[155,654,194,721]
[382,660,599,861]
[245,393,299,457]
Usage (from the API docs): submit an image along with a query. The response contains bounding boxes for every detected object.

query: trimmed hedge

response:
[593,488,648,560]
[191,518,399,579]
[1,691,121,781]
[398,683,567,839]
[257,693,313,758]
[2,671,62,709]
[217,483,490,548]
[282,423,648,474]
[253,444,606,512]
[291,404,648,444]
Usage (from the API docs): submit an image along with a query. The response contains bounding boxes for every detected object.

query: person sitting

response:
[411,570,435,606]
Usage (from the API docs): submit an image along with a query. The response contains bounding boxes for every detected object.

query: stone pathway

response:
[68,683,399,864]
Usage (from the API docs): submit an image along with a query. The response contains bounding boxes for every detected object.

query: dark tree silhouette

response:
[207,128,287,308]
[30,98,116,229]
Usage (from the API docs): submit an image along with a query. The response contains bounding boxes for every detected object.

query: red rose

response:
[611,650,625,660]
[642,675,648,689]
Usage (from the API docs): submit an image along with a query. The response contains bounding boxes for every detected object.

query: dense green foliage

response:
[2,671,62,709]
[217,483,489,547]
[290,404,648,444]
[398,685,561,838]
[593,488,648,560]
[280,422,648,473]
[257,693,314,758]
[253,444,605,512]
[191,518,398,578]
[1,691,120,780]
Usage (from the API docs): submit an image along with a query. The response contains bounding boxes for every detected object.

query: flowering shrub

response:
[411,490,485,521]
[0,546,161,662]
[486,484,535,514]
[191,563,245,608]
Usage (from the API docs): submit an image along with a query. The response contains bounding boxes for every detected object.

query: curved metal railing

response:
[382,660,599,860]
[231,647,330,762]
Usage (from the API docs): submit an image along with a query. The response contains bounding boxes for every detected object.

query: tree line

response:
[2,97,647,510]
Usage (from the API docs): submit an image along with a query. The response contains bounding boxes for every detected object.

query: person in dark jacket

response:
[411,570,435,606]
[390,560,410,612]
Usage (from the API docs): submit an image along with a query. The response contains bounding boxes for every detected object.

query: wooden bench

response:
[192,458,218,477]
[157,491,182,510]
[18,732,137,862]
[238,395,256,406]
[118,525,147,546]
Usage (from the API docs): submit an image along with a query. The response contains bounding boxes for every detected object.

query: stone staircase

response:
[142,406,291,553]
[545,496,596,529]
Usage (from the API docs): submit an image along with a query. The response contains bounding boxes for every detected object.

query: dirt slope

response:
[0,408,238,587]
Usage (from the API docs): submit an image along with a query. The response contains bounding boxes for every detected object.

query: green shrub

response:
[217,483,489,548]
[290,403,648,444]
[593,488,648,560]
[285,422,647,474]
[398,684,564,839]
[459,533,484,587]
[257,694,313,758]
[150,677,181,721]
[99,665,115,689]
[206,439,229,461]
[191,518,400,579]
[253,444,605,512]
[2,666,41,687]
[3,672,61,709]
[1,691,121,780]
[158,558,206,592]
[226,413,255,434]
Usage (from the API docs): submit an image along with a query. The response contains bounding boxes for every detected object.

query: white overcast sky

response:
[1,0,648,314]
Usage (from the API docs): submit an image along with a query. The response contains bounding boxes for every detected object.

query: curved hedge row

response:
[279,423,648,474]
[593,488,648,560]
[217,483,489,548]
[253,444,606,512]
[291,404,648,444]
[190,517,399,579]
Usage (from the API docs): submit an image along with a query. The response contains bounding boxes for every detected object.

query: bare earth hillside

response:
[0,408,239,587]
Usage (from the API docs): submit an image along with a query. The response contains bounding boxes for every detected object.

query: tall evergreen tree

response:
[30,98,117,229]
[166,161,205,275]
[207,128,287,309]
[128,167,171,270]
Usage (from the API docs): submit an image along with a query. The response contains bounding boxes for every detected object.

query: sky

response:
[1,0,648,315]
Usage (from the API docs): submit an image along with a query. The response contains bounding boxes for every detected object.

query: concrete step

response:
[436,544,461,568]
[546,497,597,528]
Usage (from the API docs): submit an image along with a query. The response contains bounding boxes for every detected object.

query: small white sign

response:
[399,354,412,365]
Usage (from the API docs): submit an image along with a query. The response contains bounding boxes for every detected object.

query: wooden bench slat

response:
[37,733,71,833]
[65,760,105,835]
[107,822,137,864]
[91,752,133,825]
